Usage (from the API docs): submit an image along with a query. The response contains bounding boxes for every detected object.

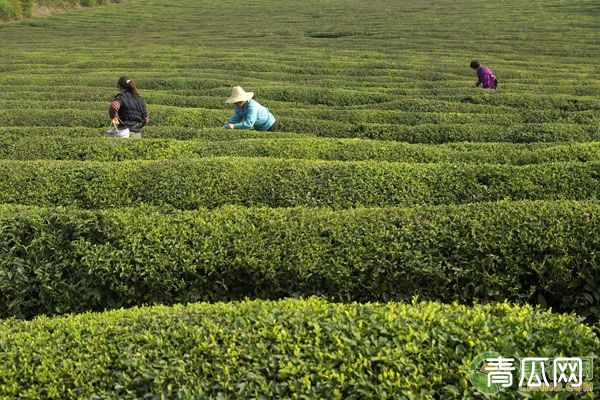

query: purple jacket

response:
[476,67,498,89]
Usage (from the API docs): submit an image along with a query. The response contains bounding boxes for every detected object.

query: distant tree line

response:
[0,0,121,21]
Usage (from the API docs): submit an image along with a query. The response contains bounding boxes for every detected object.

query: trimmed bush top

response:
[0,298,597,399]
[6,136,600,164]
[1,158,600,209]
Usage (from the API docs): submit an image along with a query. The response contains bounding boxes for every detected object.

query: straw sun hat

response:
[225,86,254,103]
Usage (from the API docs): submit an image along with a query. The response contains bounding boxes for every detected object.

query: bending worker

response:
[223,86,277,131]
[109,76,149,137]
[470,60,498,89]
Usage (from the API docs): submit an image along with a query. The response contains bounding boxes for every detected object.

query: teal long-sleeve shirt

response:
[224,99,276,131]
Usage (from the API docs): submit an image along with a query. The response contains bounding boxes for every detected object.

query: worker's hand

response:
[111,116,119,124]
[226,123,235,130]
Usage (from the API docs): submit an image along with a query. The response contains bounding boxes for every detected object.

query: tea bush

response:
[0,201,599,320]
[5,136,600,164]
[0,298,596,399]
[2,159,600,209]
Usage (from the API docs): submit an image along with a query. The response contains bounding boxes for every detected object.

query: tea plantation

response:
[0,0,598,398]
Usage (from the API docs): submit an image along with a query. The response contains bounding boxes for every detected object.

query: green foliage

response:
[0,125,311,141]
[1,159,600,209]
[0,0,598,139]
[0,94,597,142]
[0,0,21,20]
[0,0,599,395]
[0,201,599,321]
[20,0,33,16]
[0,0,122,21]
[35,0,116,6]
[0,298,597,399]
[6,136,600,164]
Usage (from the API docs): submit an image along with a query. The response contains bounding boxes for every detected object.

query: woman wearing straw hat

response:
[223,86,277,131]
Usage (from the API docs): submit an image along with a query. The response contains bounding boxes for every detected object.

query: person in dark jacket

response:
[109,76,149,137]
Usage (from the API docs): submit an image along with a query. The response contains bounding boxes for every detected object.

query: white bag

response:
[106,121,130,138]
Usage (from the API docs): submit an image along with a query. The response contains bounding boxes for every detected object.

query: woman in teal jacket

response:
[223,86,277,131]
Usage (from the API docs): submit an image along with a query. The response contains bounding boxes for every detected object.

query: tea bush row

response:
[2,86,598,115]
[376,93,600,112]
[1,106,598,129]
[0,201,599,321]
[0,74,596,101]
[1,80,593,98]
[2,158,600,209]
[36,0,123,7]
[4,123,597,144]
[283,120,599,143]
[283,109,599,126]
[0,96,514,116]
[5,135,600,165]
[0,110,597,144]
[0,126,312,140]
[0,298,596,399]
[0,298,600,400]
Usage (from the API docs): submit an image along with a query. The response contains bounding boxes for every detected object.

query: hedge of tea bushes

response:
[36,0,122,7]
[0,99,108,110]
[1,119,597,144]
[6,135,600,164]
[0,105,597,143]
[158,107,598,128]
[7,76,594,103]
[0,106,230,128]
[0,126,313,140]
[1,105,598,135]
[374,93,600,112]
[2,87,598,116]
[378,84,598,98]
[8,81,592,101]
[0,298,597,399]
[7,92,586,115]
[2,158,600,209]
[281,108,600,125]
[0,109,108,127]
[1,200,599,320]
[281,120,600,142]
[0,96,531,117]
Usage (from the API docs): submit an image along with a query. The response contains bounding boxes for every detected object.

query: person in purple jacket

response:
[470,60,498,89]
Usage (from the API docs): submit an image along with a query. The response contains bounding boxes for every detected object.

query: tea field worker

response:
[223,86,277,131]
[109,76,149,138]
[470,60,498,89]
